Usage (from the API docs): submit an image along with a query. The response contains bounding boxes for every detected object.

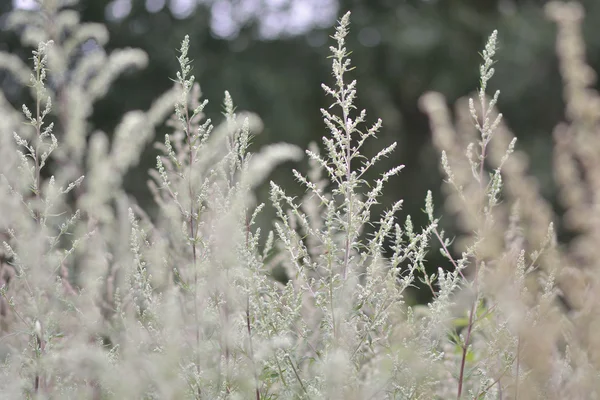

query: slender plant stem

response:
[245,216,261,400]
[183,90,202,398]
[457,262,480,400]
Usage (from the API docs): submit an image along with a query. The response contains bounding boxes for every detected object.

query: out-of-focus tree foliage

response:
[2,0,600,301]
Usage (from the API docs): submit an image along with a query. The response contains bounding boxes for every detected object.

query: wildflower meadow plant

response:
[0,0,599,398]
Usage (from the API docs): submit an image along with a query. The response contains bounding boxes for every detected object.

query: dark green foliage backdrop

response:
[2,0,599,301]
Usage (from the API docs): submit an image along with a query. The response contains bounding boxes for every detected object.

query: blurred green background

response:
[2,0,600,301]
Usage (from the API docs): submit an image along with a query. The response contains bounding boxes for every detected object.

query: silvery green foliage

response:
[421,31,515,398]
[269,12,441,398]
[0,0,177,225]
[133,34,303,398]
[0,14,302,396]
[0,1,587,398]
[0,36,93,399]
[421,29,561,399]
[0,1,298,397]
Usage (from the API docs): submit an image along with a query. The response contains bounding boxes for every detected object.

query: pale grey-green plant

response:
[0,0,599,399]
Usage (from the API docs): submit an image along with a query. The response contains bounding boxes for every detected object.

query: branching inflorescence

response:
[0,0,597,398]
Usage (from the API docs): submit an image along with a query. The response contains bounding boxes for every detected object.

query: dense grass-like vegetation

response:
[0,1,598,398]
